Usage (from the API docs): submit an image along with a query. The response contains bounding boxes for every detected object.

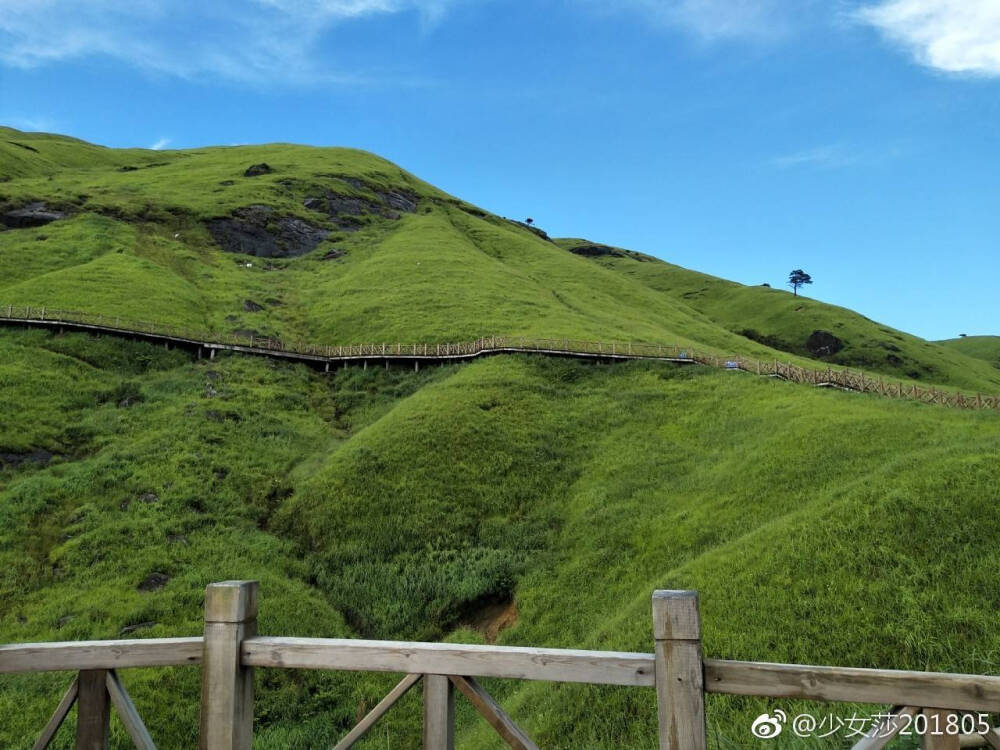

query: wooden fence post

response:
[200,580,258,750]
[652,590,706,750]
[423,674,455,750]
[76,669,110,750]
[921,709,959,749]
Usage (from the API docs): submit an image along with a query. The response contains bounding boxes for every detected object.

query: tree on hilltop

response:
[788,269,812,297]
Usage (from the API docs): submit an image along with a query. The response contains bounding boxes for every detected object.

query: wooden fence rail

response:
[2,303,999,412]
[2,581,999,749]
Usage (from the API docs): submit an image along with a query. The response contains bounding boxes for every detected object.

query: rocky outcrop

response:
[806,330,845,357]
[0,448,54,468]
[565,243,627,259]
[137,572,169,591]
[206,205,328,258]
[1,202,66,228]
[303,178,419,230]
[244,163,273,177]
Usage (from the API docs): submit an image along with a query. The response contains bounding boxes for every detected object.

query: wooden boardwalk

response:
[2,304,999,411]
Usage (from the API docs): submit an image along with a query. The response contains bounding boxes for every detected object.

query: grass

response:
[2,129,999,748]
[3,128,997,393]
[1,328,999,748]
[937,336,1000,367]
[555,238,1000,393]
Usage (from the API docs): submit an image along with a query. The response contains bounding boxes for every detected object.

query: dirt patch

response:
[243,299,264,312]
[1,201,67,228]
[465,597,519,643]
[207,205,328,258]
[806,330,845,357]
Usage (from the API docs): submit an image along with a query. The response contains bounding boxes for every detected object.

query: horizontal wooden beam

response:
[241,637,655,687]
[0,637,203,674]
[705,659,1000,712]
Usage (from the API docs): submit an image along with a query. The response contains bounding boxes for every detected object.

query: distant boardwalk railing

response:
[2,582,999,749]
[2,303,999,411]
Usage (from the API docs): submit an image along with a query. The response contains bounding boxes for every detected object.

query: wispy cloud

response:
[577,0,816,42]
[857,0,1000,76]
[0,114,61,133]
[150,137,171,150]
[0,0,469,85]
[769,144,860,169]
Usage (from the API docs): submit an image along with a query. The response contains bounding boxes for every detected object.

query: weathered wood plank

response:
[32,678,78,750]
[241,637,655,686]
[423,675,454,750]
[105,670,156,750]
[76,669,110,750]
[449,675,538,750]
[923,709,959,749]
[332,673,422,750]
[704,660,1000,712]
[0,638,203,673]
[981,727,1000,749]
[653,591,706,750]
[200,581,257,750]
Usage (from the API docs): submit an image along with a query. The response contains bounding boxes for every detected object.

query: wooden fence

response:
[2,303,999,411]
[1,581,999,749]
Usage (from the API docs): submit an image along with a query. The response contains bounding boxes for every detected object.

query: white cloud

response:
[150,137,171,150]
[0,0,467,84]
[579,0,812,42]
[858,0,1000,76]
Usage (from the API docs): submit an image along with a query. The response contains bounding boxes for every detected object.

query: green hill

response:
[2,129,999,749]
[937,336,1000,368]
[554,238,1000,393]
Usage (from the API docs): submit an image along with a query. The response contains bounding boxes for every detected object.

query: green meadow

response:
[1,129,999,748]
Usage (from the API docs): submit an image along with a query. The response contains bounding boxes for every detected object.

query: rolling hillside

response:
[2,129,999,749]
[2,127,996,393]
[937,336,1000,368]
[554,238,1000,393]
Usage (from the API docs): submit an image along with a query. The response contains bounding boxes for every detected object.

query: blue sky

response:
[1,0,998,340]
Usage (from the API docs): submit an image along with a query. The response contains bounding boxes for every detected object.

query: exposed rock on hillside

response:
[0,448,54,468]
[806,330,845,357]
[1,202,66,228]
[207,205,328,258]
[566,242,627,258]
[303,178,418,230]
[137,572,169,592]
[244,163,273,177]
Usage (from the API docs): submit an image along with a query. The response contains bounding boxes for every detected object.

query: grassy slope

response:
[554,238,1000,393]
[2,330,998,748]
[2,130,1000,748]
[2,128,997,393]
[937,336,1000,367]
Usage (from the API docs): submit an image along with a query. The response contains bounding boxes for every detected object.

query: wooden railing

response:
[2,581,999,748]
[2,303,1000,411]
